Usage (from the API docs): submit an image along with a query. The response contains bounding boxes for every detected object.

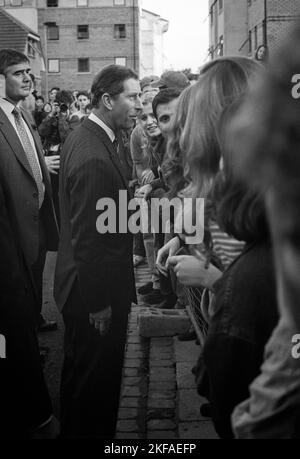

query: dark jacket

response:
[201,241,279,439]
[0,106,57,433]
[54,118,136,316]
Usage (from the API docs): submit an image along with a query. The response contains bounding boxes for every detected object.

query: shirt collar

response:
[88,112,115,143]
[0,98,22,115]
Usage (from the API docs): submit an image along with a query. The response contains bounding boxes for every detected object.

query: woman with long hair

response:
[197,99,278,438]
[157,57,261,280]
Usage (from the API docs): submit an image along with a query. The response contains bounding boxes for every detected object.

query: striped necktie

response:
[13,107,44,208]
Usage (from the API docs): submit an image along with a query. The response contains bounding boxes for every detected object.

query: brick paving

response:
[42,253,218,439]
[116,261,218,440]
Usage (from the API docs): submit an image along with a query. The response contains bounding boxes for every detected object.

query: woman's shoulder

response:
[211,241,277,338]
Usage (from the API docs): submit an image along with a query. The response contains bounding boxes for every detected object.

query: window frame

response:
[47,0,58,6]
[10,0,23,6]
[114,24,126,39]
[114,57,127,66]
[48,58,60,74]
[77,58,90,73]
[77,0,88,6]
[77,24,89,40]
[47,23,59,40]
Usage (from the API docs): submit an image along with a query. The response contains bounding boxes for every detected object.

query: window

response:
[115,57,126,66]
[210,7,214,26]
[48,59,60,73]
[47,0,58,6]
[78,58,89,73]
[77,0,88,5]
[114,0,125,5]
[47,23,59,40]
[219,0,223,11]
[27,39,36,58]
[77,25,89,39]
[11,0,23,5]
[218,35,224,56]
[254,26,258,50]
[114,24,126,39]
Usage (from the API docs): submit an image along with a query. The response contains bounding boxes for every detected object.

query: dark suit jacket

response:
[0,107,58,269]
[0,106,57,433]
[54,118,136,316]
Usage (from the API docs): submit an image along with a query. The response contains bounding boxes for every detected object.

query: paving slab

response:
[178,389,208,422]
[177,362,197,390]
[179,422,219,439]
[174,337,201,363]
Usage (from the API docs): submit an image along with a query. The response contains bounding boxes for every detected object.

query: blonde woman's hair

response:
[180,57,261,197]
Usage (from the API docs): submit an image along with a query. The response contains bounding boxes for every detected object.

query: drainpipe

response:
[132,0,137,71]
[263,0,268,47]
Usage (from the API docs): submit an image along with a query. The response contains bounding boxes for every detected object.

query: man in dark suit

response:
[0,49,59,437]
[54,65,142,438]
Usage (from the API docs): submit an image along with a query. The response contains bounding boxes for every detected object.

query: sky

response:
[141,0,209,73]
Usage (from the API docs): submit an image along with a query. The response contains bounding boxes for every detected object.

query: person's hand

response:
[156,236,181,276]
[89,306,112,336]
[44,155,60,175]
[32,416,60,439]
[141,169,155,185]
[168,255,222,289]
[135,184,153,200]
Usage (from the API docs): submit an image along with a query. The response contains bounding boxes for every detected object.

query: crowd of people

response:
[1,19,300,440]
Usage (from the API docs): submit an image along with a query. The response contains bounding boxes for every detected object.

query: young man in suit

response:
[54,65,142,438]
[0,49,59,437]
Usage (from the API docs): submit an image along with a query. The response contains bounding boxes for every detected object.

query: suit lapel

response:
[0,107,34,180]
[83,119,130,194]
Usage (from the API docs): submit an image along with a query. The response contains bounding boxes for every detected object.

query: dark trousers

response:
[31,204,47,324]
[0,285,52,437]
[133,231,146,258]
[60,280,130,438]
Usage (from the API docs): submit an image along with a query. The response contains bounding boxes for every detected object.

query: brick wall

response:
[248,0,300,57]
[209,0,300,60]
[38,3,140,94]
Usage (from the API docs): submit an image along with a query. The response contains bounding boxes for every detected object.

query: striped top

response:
[209,221,245,270]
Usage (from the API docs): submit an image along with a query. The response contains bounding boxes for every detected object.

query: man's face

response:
[111,78,142,130]
[5,62,31,103]
[140,103,161,138]
[156,98,179,139]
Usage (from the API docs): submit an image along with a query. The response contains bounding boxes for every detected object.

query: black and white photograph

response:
[0,0,300,444]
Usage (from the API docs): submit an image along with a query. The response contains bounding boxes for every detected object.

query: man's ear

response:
[102,93,113,111]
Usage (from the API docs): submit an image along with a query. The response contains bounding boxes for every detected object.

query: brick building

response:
[209,0,300,59]
[2,0,140,95]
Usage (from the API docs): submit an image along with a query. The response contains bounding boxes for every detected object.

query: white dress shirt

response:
[88,112,115,143]
[0,98,43,180]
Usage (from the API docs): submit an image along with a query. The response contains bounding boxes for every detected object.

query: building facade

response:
[2,0,140,94]
[140,8,168,78]
[209,0,300,59]
[0,5,44,94]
